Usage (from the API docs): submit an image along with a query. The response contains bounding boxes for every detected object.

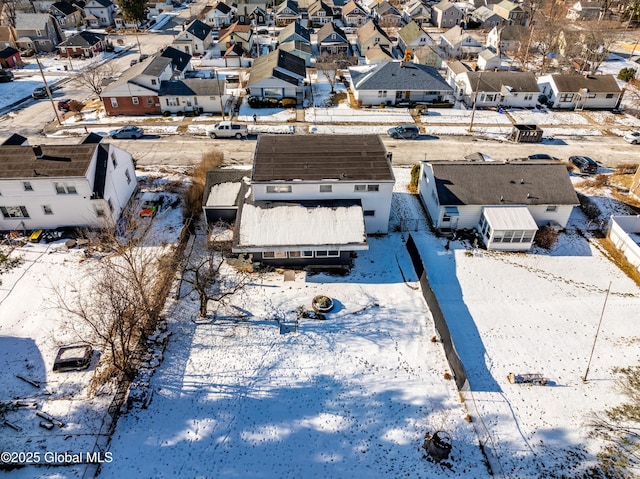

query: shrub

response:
[280,98,296,108]
[577,192,601,221]
[379,102,386,109]
[183,150,224,222]
[534,225,559,250]
[618,67,637,82]
[409,164,420,192]
[162,111,172,117]
[68,100,84,113]
[615,163,639,175]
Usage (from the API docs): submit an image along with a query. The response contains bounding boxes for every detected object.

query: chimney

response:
[32,145,44,158]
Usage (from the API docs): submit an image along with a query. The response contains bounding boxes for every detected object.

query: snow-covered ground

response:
[2,166,640,478]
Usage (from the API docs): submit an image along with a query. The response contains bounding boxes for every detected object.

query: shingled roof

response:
[427,161,579,206]
[252,135,394,182]
[547,74,621,93]
[0,144,98,179]
[466,71,539,93]
[58,30,105,47]
[350,61,452,92]
[186,19,212,41]
[248,48,306,86]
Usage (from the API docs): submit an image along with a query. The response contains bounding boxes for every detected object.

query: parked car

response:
[569,155,598,174]
[129,58,138,66]
[387,124,420,139]
[527,153,559,161]
[109,126,144,139]
[0,69,14,82]
[624,131,640,144]
[32,86,48,99]
[207,121,248,139]
[139,54,149,62]
[57,99,72,111]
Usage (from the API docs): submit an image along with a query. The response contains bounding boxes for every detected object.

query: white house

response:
[439,25,483,58]
[418,161,578,251]
[173,19,213,56]
[230,135,395,268]
[0,142,137,231]
[84,0,116,27]
[204,2,235,28]
[246,49,306,103]
[158,78,231,114]
[537,73,621,110]
[454,71,540,108]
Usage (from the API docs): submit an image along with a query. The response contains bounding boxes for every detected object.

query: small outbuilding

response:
[509,124,543,143]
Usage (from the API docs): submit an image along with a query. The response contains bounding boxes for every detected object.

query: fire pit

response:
[312,295,334,313]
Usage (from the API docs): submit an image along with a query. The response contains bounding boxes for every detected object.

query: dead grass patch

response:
[593,238,640,288]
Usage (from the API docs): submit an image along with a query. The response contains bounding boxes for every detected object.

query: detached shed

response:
[510,124,543,143]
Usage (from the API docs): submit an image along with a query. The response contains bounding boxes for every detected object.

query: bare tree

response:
[181,229,249,318]
[55,214,175,383]
[589,366,640,478]
[531,0,567,73]
[580,20,620,74]
[316,53,357,94]
[73,62,115,97]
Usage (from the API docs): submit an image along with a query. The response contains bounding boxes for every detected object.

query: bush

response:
[280,98,296,108]
[577,192,601,221]
[615,163,639,175]
[618,67,637,82]
[379,102,386,109]
[409,164,420,192]
[534,225,559,250]
[68,100,84,113]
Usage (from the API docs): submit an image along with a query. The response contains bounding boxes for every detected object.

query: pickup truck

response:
[207,121,249,139]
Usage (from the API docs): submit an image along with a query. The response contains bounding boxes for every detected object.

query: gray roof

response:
[142,55,173,77]
[203,167,249,207]
[276,0,300,15]
[58,30,105,47]
[466,71,539,93]
[548,74,621,93]
[158,78,222,96]
[278,21,311,43]
[427,161,579,206]
[248,48,306,86]
[186,19,212,41]
[317,22,347,43]
[252,135,394,182]
[350,61,452,92]
[161,46,192,72]
[279,40,312,55]
[15,13,52,30]
[0,144,98,179]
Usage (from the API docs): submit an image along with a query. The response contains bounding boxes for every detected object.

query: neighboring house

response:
[221,43,249,67]
[356,20,392,54]
[567,1,602,21]
[204,1,235,28]
[431,1,463,29]
[50,1,84,28]
[440,25,483,58]
[246,48,306,104]
[0,26,17,50]
[486,25,528,56]
[308,0,334,27]
[101,56,174,115]
[114,12,143,30]
[412,44,443,69]
[372,1,402,26]
[363,44,394,64]
[57,31,106,58]
[470,5,503,29]
[230,134,395,267]
[607,215,640,273]
[444,58,470,85]
[349,61,452,106]
[84,0,116,27]
[418,161,579,251]
[15,13,63,53]
[402,0,431,27]
[537,73,622,110]
[0,142,137,231]
[277,21,311,46]
[342,0,369,27]
[158,78,230,114]
[279,40,313,66]
[0,47,22,68]
[217,21,253,53]
[317,22,351,56]
[454,71,539,108]
[477,48,501,70]
[173,19,213,56]
[274,0,301,26]
[397,20,433,56]
[160,45,193,76]
[492,0,527,26]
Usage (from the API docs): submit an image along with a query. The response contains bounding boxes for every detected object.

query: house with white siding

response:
[0,141,137,231]
[418,161,579,251]
[228,135,395,268]
[537,73,621,110]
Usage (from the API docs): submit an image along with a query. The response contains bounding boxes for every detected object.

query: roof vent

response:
[32,145,44,158]
[500,195,504,202]
[520,178,524,184]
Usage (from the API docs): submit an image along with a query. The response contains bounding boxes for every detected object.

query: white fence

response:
[607,215,640,271]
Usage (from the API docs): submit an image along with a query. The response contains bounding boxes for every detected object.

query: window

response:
[107,198,113,212]
[110,98,118,108]
[524,94,533,101]
[444,206,459,215]
[95,204,105,217]
[316,250,328,257]
[354,185,366,192]
[378,90,387,97]
[327,250,339,257]
[367,184,379,192]
[1,206,29,218]
[263,87,281,98]
[302,251,313,258]
[546,205,558,212]
[132,97,139,105]
[266,185,292,193]
[23,181,33,191]
[319,185,332,193]
[66,184,77,194]
[111,152,118,168]
[363,210,375,216]
[125,169,132,184]
[147,98,153,105]
[288,251,301,258]
[42,205,53,215]
[606,93,614,99]
[559,93,574,102]
[54,182,66,194]
[151,79,157,85]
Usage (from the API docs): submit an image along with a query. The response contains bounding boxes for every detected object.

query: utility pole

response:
[582,281,612,383]
[468,72,481,132]
[215,70,225,120]
[34,54,62,126]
